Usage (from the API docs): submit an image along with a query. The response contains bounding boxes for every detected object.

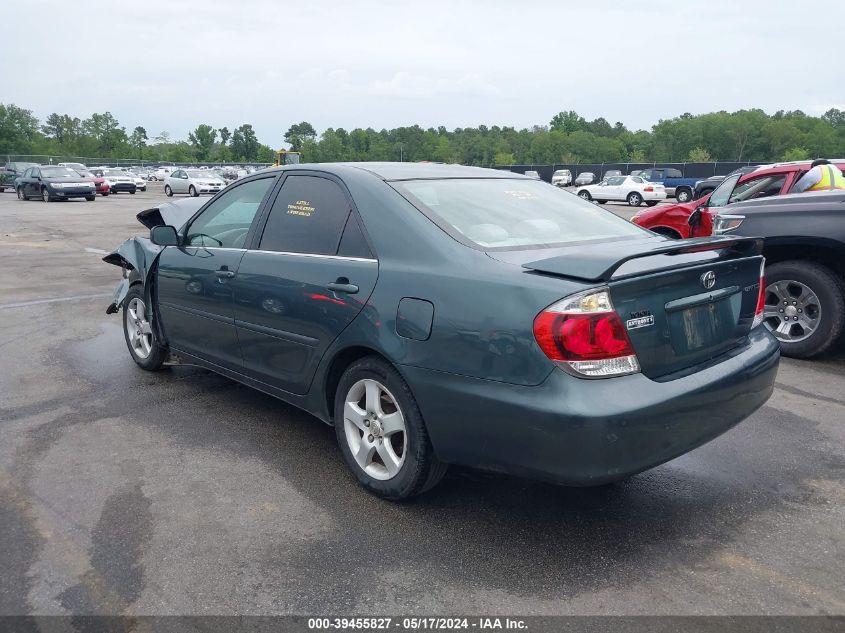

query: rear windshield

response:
[392,178,646,250]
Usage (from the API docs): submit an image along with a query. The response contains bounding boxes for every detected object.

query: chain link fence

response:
[494,161,769,183]
[2,154,271,168]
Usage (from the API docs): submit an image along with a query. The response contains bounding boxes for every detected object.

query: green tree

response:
[230,124,259,161]
[687,147,711,162]
[781,147,809,161]
[188,124,217,160]
[219,126,231,145]
[284,122,317,151]
[550,110,587,134]
[0,104,40,154]
[130,126,148,159]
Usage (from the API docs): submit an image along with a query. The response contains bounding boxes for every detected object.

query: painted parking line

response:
[84,247,110,255]
[0,293,112,310]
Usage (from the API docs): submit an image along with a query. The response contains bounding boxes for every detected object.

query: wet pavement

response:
[0,185,843,615]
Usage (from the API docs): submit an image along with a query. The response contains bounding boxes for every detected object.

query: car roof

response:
[739,159,845,181]
[268,162,529,182]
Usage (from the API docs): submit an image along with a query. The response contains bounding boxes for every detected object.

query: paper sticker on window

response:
[287,200,315,217]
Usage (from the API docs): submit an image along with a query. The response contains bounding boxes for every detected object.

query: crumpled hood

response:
[135,197,205,230]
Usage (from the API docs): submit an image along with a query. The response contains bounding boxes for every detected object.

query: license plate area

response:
[666,290,741,355]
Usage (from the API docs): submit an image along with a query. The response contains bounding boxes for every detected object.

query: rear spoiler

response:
[522,236,763,282]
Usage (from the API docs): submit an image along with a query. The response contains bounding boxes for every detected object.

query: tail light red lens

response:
[643,186,654,192]
[752,258,766,329]
[533,290,640,378]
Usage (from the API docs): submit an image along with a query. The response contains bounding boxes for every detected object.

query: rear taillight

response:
[533,289,640,378]
[643,185,654,192]
[752,258,766,329]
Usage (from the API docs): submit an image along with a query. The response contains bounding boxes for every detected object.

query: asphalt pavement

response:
[0,183,843,616]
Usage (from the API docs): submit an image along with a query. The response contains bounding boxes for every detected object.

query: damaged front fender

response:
[102,236,163,314]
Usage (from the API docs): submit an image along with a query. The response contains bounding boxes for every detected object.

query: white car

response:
[524,170,541,179]
[153,167,174,181]
[551,169,572,187]
[576,175,666,207]
[164,168,226,197]
[123,171,148,191]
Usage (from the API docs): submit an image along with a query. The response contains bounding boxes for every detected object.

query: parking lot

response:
[0,184,843,616]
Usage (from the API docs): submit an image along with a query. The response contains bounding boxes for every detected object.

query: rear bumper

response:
[642,191,667,200]
[401,327,779,485]
[109,183,137,193]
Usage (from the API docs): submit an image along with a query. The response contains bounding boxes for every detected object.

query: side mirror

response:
[150,225,180,246]
[688,207,704,227]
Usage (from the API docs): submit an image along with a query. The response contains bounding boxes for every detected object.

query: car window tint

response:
[337,214,373,259]
[259,175,351,255]
[632,177,643,184]
[186,177,274,248]
[393,178,646,249]
[667,168,683,178]
[607,177,625,186]
[707,173,742,207]
[729,175,786,203]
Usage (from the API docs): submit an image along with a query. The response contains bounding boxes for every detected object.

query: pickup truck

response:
[636,167,699,203]
[708,189,845,359]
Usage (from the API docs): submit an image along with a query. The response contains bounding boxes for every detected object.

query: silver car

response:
[551,169,572,187]
[164,169,226,197]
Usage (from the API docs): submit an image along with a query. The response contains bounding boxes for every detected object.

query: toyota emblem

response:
[701,271,716,289]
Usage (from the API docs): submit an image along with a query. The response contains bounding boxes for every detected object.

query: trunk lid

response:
[499,236,764,379]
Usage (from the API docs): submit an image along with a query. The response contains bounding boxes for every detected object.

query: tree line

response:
[2,102,844,166]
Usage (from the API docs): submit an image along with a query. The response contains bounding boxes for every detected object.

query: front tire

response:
[676,188,692,203]
[645,201,659,207]
[578,190,592,201]
[334,356,447,500]
[164,185,173,197]
[189,185,198,197]
[627,192,643,207]
[762,261,845,358]
[41,188,51,202]
[130,189,136,195]
[122,287,167,370]
[85,195,95,201]
[17,187,27,201]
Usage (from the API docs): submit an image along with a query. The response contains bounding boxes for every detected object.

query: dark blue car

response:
[105,163,779,500]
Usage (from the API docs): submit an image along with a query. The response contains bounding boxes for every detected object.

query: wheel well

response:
[650,226,682,239]
[763,244,845,281]
[323,346,389,422]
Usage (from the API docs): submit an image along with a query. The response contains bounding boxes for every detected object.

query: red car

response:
[631,160,845,238]
[74,168,110,196]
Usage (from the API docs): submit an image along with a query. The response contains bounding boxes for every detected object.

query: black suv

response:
[712,190,845,358]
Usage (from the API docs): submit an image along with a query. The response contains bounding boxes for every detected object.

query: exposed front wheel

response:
[122,287,167,370]
[627,192,643,207]
[762,261,845,358]
[676,188,692,203]
[578,190,592,201]
[164,185,173,197]
[334,356,447,500]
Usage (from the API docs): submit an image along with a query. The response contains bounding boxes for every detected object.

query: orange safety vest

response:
[807,165,845,191]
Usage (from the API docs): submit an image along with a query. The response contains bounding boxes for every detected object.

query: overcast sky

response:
[4,1,839,146]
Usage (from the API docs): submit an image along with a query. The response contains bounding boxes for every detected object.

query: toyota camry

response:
[104,163,779,500]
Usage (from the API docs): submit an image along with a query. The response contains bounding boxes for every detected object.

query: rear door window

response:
[258,175,351,255]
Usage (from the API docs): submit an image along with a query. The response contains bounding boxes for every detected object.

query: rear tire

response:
[763,261,845,359]
[164,185,173,197]
[645,201,659,207]
[334,356,447,500]
[676,188,692,203]
[122,287,167,371]
[627,192,643,207]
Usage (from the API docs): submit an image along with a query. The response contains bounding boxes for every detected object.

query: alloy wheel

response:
[125,297,154,359]
[17,187,25,201]
[42,188,49,202]
[763,279,821,342]
[343,378,407,480]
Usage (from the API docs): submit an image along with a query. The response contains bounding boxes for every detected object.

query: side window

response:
[32,168,40,178]
[666,168,683,178]
[707,173,742,208]
[607,176,625,186]
[258,175,351,255]
[632,177,643,184]
[186,177,274,248]
[22,168,31,178]
[652,170,664,180]
[337,214,374,259]
[729,175,786,203]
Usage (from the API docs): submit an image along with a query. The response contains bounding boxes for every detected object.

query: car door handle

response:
[326,281,359,294]
[215,269,236,279]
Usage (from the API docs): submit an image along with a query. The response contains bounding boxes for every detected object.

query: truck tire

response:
[763,260,845,358]
[675,187,692,203]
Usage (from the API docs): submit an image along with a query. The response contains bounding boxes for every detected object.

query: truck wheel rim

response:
[343,379,407,481]
[763,280,821,343]
[126,297,153,359]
